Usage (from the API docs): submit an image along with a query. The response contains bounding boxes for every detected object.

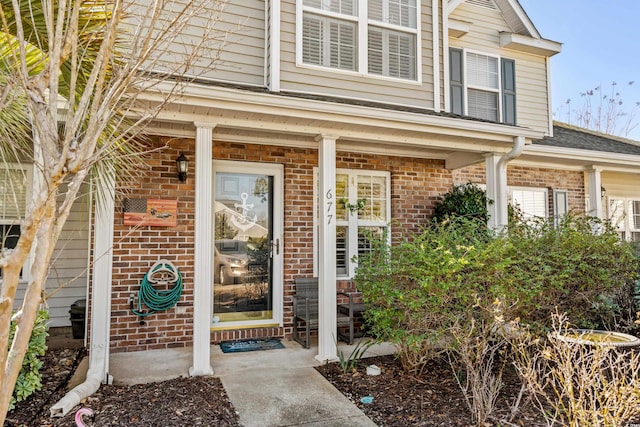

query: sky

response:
[518,0,640,139]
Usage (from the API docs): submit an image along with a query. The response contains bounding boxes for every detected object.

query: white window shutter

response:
[329,21,356,70]
[303,15,323,65]
[368,28,383,75]
[512,189,547,219]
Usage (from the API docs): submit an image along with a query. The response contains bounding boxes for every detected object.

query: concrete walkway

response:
[108,339,395,426]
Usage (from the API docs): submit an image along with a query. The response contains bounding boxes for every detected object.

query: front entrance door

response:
[212,161,282,326]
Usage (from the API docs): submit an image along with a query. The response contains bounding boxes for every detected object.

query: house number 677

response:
[326,189,333,224]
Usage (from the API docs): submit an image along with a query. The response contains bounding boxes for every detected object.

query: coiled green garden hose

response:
[130,260,183,318]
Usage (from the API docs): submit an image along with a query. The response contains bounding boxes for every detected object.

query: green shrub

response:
[432,183,492,224]
[355,218,495,374]
[504,215,639,330]
[354,214,639,375]
[9,310,49,410]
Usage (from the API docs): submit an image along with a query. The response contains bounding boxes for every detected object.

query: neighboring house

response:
[531,122,640,240]
[4,172,90,327]
[13,0,640,398]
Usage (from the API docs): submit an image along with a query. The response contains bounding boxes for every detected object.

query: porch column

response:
[316,134,338,362]
[190,123,215,376]
[485,153,508,231]
[585,167,603,218]
[91,171,115,383]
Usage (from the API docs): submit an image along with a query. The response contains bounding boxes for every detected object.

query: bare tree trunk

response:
[0,199,56,424]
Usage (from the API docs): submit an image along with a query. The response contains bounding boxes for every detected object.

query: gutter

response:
[488,135,526,231]
[49,348,110,416]
[501,135,526,167]
[50,176,115,417]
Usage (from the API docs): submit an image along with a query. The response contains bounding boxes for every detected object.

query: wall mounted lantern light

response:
[176,152,188,182]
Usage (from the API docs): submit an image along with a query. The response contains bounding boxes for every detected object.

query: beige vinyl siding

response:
[128,0,266,86]
[449,2,550,133]
[280,0,434,108]
[601,172,640,199]
[13,187,90,327]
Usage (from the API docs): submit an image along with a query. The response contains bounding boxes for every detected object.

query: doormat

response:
[220,338,285,353]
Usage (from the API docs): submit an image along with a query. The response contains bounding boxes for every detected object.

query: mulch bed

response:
[316,354,548,427]
[6,345,640,426]
[5,347,240,427]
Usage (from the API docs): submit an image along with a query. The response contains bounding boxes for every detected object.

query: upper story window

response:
[314,168,391,278]
[449,48,516,124]
[0,165,31,280]
[300,0,419,81]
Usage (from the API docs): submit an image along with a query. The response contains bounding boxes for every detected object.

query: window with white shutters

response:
[314,169,390,278]
[510,187,548,219]
[300,0,418,81]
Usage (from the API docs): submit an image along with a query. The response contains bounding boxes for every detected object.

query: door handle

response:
[270,238,280,256]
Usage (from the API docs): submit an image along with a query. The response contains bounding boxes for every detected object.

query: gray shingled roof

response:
[535,123,640,155]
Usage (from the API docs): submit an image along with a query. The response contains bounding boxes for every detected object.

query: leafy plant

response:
[335,338,374,374]
[9,310,49,410]
[432,183,492,224]
[355,213,638,376]
[340,198,367,215]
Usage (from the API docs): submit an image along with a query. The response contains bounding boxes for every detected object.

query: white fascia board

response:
[144,82,544,141]
[499,32,562,57]
[523,144,640,170]
[499,0,540,38]
[445,0,466,15]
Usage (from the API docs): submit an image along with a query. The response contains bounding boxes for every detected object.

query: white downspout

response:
[486,136,525,231]
[50,175,115,417]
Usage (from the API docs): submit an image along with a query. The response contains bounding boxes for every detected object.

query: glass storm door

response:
[212,162,281,325]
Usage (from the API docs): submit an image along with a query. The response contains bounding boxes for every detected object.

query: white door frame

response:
[211,160,284,328]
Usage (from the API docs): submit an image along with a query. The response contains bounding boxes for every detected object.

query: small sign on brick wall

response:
[123,198,177,227]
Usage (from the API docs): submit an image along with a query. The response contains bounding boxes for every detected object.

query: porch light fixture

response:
[176,152,188,182]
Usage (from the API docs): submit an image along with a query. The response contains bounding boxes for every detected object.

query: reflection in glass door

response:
[213,170,273,324]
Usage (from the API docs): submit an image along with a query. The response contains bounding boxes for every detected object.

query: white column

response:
[91,172,115,384]
[190,123,215,376]
[586,167,603,218]
[485,153,508,232]
[316,135,338,362]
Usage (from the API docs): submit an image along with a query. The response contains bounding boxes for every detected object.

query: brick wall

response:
[108,138,585,353]
[110,136,195,352]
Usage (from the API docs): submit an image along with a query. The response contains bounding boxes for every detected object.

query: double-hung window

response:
[300,0,419,81]
[315,169,390,278]
[608,198,640,241]
[449,48,516,124]
[0,165,31,279]
[302,0,358,71]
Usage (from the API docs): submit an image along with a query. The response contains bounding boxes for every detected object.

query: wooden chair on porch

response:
[292,277,364,349]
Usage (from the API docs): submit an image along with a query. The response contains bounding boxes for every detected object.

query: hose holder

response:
[130,259,183,324]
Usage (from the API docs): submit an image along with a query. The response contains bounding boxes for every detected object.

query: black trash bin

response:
[69,299,86,339]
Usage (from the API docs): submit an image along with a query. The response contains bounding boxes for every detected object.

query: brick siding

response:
[107,138,585,352]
